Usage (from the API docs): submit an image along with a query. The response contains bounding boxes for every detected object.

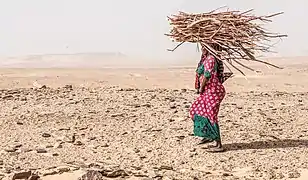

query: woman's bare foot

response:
[205,140,224,152]
[198,138,213,145]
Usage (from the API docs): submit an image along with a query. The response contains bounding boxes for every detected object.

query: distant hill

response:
[0,52,134,68]
[0,52,306,68]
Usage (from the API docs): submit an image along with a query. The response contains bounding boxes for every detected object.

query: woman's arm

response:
[199,56,215,93]
[199,77,209,93]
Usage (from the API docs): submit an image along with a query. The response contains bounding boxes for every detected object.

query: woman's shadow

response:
[224,139,308,151]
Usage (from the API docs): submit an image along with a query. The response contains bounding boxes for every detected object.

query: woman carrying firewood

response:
[190,44,226,152]
[167,8,286,152]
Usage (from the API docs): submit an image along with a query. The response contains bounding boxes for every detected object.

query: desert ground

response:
[0,56,308,180]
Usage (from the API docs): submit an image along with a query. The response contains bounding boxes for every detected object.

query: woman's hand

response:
[199,77,208,94]
[199,87,204,94]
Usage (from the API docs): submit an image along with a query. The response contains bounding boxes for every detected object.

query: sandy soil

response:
[0,58,308,180]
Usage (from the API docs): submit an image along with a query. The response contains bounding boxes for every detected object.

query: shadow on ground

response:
[224,139,308,151]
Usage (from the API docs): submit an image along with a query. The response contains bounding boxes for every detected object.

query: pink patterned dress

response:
[190,55,226,140]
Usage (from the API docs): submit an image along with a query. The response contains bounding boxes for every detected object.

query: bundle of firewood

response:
[165,8,287,75]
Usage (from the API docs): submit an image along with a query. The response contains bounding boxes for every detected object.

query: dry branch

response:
[166,8,287,74]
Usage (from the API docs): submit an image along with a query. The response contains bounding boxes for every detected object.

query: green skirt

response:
[193,114,220,140]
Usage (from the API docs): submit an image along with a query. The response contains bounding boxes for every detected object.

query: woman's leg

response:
[206,102,224,152]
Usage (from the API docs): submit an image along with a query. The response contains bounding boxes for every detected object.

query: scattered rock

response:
[64,85,73,89]
[12,170,31,180]
[14,144,23,149]
[134,148,140,153]
[78,170,103,180]
[107,169,128,178]
[101,143,109,148]
[41,169,58,176]
[45,145,53,148]
[64,134,76,143]
[222,172,233,177]
[42,133,51,138]
[36,148,47,154]
[288,170,301,178]
[110,113,125,118]
[54,142,63,149]
[4,147,17,153]
[16,122,23,125]
[170,104,176,109]
[2,95,14,100]
[28,174,40,180]
[162,177,172,180]
[52,153,59,157]
[158,165,173,171]
[74,141,84,146]
[57,166,71,174]
[58,127,70,131]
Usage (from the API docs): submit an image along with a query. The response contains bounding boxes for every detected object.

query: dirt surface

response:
[0,60,308,180]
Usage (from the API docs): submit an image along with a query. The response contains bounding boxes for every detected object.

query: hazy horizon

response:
[0,0,307,62]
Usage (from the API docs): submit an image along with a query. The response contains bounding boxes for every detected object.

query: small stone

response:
[170,104,176,109]
[14,144,22,148]
[42,133,51,138]
[78,170,103,180]
[64,85,73,89]
[52,153,59,157]
[181,89,187,92]
[288,171,301,178]
[276,172,285,179]
[16,122,23,125]
[58,127,70,131]
[57,166,70,173]
[41,169,58,176]
[88,137,97,141]
[45,145,54,148]
[101,143,109,148]
[222,172,232,177]
[4,147,17,153]
[107,170,128,178]
[159,165,173,171]
[110,113,125,118]
[78,126,88,131]
[54,142,63,149]
[64,135,76,143]
[12,170,32,180]
[36,148,47,153]
[3,167,13,174]
[74,141,84,146]
[134,149,140,153]
[131,166,142,170]
[21,148,33,153]
[139,155,147,159]
[28,174,40,180]
[190,148,196,152]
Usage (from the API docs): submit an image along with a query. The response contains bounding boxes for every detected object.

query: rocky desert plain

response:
[0,54,307,180]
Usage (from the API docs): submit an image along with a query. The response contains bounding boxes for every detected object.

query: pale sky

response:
[0,0,307,61]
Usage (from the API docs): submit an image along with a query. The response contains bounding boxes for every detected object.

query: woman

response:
[191,44,226,152]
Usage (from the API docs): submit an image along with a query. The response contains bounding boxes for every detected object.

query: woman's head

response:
[212,44,223,52]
